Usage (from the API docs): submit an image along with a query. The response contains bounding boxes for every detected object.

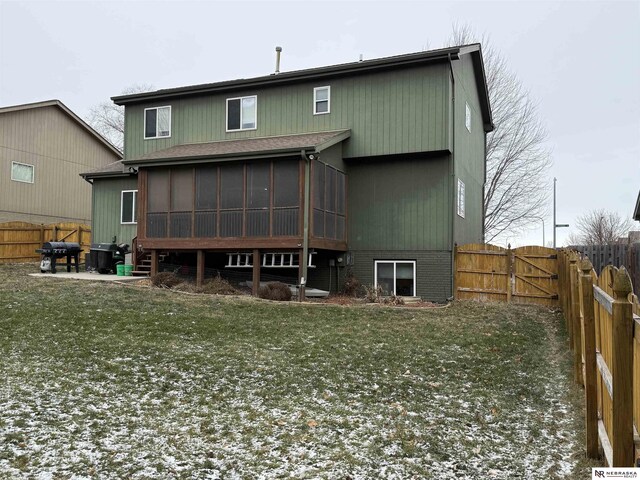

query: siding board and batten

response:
[0,101,121,224]
[124,65,451,161]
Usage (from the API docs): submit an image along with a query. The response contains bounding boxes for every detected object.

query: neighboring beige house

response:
[0,100,122,224]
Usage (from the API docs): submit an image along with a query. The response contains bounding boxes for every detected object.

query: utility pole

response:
[553,177,569,248]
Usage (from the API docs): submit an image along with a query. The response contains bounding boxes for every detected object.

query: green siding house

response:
[83,45,493,301]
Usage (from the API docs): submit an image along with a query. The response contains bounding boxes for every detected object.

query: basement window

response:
[121,190,138,224]
[227,96,257,131]
[11,161,34,183]
[375,260,416,296]
[314,86,330,115]
[144,106,171,139]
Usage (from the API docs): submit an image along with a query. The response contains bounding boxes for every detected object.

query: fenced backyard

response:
[0,263,595,478]
[0,221,91,263]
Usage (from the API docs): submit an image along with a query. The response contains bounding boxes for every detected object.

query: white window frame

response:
[465,102,471,133]
[313,86,331,115]
[11,161,35,184]
[374,260,417,297]
[226,95,258,132]
[457,178,465,218]
[121,190,138,224]
[144,106,172,139]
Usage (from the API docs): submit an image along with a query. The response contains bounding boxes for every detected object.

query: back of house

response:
[86,45,492,301]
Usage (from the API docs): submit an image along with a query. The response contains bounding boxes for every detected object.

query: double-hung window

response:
[144,106,171,139]
[11,161,34,183]
[227,96,257,131]
[375,260,416,297]
[314,86,330,115]
[121,190,138,224]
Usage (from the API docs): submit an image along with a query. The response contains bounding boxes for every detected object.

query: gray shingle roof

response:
[80,160,128,178]
[125,130,350,165]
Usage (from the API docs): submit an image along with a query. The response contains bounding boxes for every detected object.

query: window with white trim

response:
[465,102,471,132]
[121,190,138,224]
[144,106,171,139]
[374,260,416,296]
[11,161,34,183]
[227,96,257,131]
[457,178,465,218]
[313,86,330,115]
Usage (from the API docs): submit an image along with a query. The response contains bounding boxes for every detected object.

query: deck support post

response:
[197,250,205,288]
[252,249,260,296]
[150,250,159,277]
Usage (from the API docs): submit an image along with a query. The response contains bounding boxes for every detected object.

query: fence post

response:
[570,254,583,385]
[611,267,634,466]
[506,243,512,303]
[579,258,599,458]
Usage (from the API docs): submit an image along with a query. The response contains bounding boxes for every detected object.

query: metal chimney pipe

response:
[275,46,282,74]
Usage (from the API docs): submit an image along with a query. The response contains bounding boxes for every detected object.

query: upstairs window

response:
[465,102,471,133]
[11,161,34,183]
[227,96,257,131]
[144,106,171,139]
[121,190,138,224]
[457,178,465,218]
[314,86,330,115]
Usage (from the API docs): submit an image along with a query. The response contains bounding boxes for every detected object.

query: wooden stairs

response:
[131,250,167,277]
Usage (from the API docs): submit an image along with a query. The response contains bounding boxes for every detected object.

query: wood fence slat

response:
[599,419,614,467]
[594,285,614,315]
[597,352,614,398]
[0,222,90,264]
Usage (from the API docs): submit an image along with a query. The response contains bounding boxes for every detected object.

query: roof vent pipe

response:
[275,46,282,74]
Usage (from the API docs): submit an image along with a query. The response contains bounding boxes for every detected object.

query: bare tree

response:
[86,84,154,152]
[567,209,633,245]
[448,25,552,243]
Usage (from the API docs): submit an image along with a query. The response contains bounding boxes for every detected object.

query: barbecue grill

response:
[36,242,82,274]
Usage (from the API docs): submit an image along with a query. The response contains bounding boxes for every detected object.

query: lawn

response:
[0,264,598,479]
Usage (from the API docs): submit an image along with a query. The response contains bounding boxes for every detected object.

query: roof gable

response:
[0,100,122,158]
[112,45,493,132]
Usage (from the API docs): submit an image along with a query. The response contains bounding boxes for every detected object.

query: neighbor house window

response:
[457,178,465,218]
[465,102,471,132]
[314,86,330,115]
[227,96,257,131]
[144,106,171,139]
[11,161,34,183]
[375,261,416,296]
[121,190,138,224]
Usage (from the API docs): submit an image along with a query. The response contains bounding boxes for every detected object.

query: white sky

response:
[1,0,638,247]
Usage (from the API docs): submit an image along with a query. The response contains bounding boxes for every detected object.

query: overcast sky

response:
[1,0,638,247]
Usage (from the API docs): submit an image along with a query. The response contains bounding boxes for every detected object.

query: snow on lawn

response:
[0,270,592,478]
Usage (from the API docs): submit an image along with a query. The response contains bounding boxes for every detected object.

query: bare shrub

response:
[151,272,183,288]
[363,284,384,303]
[342,269,361,297]
[258,282,292,301]
[199,275,239,295]
[363,284,405,306]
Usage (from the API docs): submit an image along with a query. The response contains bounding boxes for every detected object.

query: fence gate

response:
[455,244,558,307]
[454,243,510,302]
[511,246,558,307]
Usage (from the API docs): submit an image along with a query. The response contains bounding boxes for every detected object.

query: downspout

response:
[300,150,312,301]
[448,53,456,300]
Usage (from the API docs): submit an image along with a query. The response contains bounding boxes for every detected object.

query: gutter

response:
[448,53,457,300]
[299,149,314,301]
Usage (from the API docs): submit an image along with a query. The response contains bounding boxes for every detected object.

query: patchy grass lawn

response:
[0,264,598,479]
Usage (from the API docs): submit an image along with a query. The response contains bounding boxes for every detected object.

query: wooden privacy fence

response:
[454,243,558,307]
[0,221,91,263]
[558,249,640,466]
